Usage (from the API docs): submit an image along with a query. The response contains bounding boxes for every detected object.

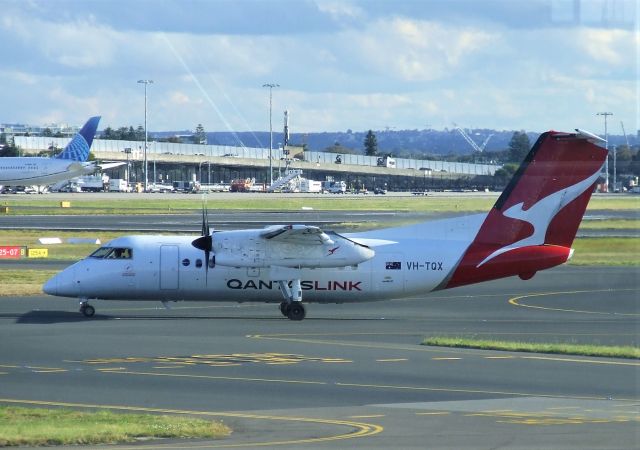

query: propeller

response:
[191,196,214,283]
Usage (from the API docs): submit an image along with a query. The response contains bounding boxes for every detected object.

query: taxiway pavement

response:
[0,265,638,449]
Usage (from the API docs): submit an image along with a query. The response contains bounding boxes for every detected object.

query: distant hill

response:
[153,129,636,157]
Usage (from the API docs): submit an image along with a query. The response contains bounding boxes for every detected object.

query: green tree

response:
[616,145,632,162]
[194,124,207,144]
[136,125,145,141]
[364,130,378,156]
[508,131,530,163]
[493,162,519,183]
[0,142,20,157]
[101,126,115,139]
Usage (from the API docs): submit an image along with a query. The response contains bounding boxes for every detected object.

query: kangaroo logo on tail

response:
[477,166,601,267]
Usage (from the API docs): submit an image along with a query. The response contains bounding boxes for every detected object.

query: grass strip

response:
[0,406,230,447]
[579,219,640,230]
[422,337,640,359]
[568,237,640,266]
[1,194,637,214]
[0,270,57,296]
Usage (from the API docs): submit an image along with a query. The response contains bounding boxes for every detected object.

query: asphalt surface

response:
[0,210,637,236]
[0,265,638,449]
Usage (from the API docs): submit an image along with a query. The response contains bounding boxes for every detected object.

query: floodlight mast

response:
[263,83,279,187]
[138,79,154,192]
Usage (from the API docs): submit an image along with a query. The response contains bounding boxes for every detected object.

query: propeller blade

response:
[201,196,210,236]
[192,234,212,252]
[196,195,213,285]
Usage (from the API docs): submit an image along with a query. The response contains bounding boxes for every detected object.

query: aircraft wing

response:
[260,224,334,245]
[97,162,127,170]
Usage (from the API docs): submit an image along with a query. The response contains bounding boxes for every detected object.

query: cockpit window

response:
[89,247,132,259]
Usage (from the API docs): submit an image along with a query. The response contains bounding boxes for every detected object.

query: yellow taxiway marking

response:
[508,288,640,316]
[81,353,351,367]
[248,333,637,367]
[0,397,383,449]
[333,382,639,402]
[376,358,408,362]
[32,369,67,373]
[432,357,461,361]
[521,356,640,367]
[416,412,450,416]
[100,369,328,386]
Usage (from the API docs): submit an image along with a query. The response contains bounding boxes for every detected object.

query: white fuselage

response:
[0,157,94,186]
[44,215,486,304]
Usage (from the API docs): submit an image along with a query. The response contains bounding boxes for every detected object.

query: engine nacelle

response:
[213,232,374,268]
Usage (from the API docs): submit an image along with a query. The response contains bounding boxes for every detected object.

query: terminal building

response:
[13,135,502,192]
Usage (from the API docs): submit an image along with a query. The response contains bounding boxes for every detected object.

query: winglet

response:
[55,116,101,161]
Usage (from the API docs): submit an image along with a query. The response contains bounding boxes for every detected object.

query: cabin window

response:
[182,258,190,267]
[89,247,132,259]
[195,259,203,268]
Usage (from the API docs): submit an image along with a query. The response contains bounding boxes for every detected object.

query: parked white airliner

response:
[43,130,607,320]
[0,116,101,189]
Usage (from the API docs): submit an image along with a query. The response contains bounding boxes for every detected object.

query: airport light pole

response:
[138,79,153,192]
[124,147,132,190]
[597,112,613,192]
[262,83,279,187]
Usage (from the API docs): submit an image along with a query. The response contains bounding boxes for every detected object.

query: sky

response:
[0,0,637,134]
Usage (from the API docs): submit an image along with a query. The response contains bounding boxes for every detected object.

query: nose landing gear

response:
[79,299,95,318]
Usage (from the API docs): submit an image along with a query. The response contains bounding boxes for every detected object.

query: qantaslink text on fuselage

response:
[226,279,362,291]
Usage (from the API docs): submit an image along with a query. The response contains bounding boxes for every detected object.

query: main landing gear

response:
[277,279,306,321]
[79,299,95,318]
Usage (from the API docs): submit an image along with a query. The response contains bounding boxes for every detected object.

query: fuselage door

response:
[160,245,179,290]
[373,252,405,293]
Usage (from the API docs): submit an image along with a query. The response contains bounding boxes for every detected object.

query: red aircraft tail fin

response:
[446,130,607,288]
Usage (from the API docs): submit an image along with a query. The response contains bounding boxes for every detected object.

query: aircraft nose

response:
[43,275,57,296]
[43,267,77,297]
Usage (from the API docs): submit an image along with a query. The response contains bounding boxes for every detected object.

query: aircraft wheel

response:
[80,304,95,318]
[279,302,290,317]
[287,303,305,321]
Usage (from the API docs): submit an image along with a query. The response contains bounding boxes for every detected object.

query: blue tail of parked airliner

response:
[55,116,101,161]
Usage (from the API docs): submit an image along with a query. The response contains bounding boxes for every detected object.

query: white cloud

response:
[0,1,636,134]
[578,28,635,66]
[342,18,500,82]
[315,0,365,21]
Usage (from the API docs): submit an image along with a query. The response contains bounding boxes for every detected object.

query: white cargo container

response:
[109,179,130,192]
[300,179,322,193]
[322,180,347,194]
[78,174,109,192]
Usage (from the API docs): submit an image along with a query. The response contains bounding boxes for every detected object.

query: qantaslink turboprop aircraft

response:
[43,129,607,321]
